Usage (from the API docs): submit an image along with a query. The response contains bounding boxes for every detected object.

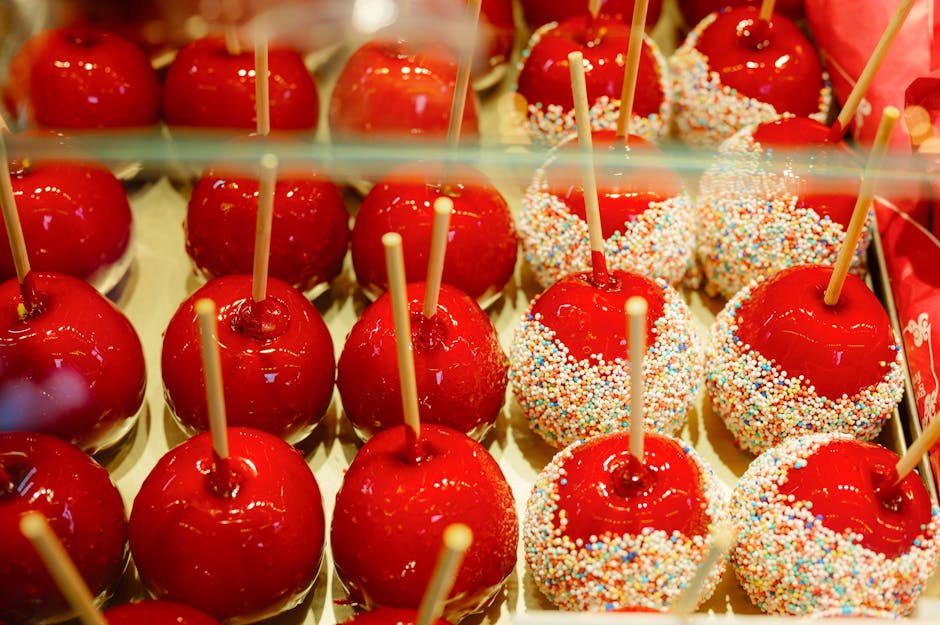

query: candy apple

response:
[5,26,159,128]
[0,272,146,453]
[105,601,222,625]
[331,424,518,621]
[524,431,727,610]
[186,154,349,294]
[0,432,127,624]
[519,0,663,30]
[351,161,516,303]
[129,427,326,624]
[329,39,479,143]
[162,275,335,444]
[162,36,319,131]
[679,0,805,28]
[337,282,507,441]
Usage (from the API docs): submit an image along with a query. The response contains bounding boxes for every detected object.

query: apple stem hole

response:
[611,454,654,499]
[208,454,245,498]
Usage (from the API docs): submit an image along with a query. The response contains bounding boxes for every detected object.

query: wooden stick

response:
[615,0,649,140]
[569,51,609,287]
[416,524,474,625]
[195,298,229,460]
[222,0,242,55]
[0,131,31,287]
[758,0,776,22]
[824,107,899,306]
[626,296,647,461]
[446,0,481,152]
[254,27,270,137]
[671,524,734,617]
[384,233,421,444]
[423,197,453,319]
[830,0,915,141]
[252,154,278,304]
[19,512,109,625]
[895,416,940,484]
[588,0,603,19]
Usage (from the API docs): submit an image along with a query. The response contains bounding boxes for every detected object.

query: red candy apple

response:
[5,26,159,128]
[186,155,349,293]
[105,601,222,625]
[0,272,146,453]
[680,0,804,28]
[337,282,507,441]
[129,427,326,623]
[162,275,335,444]
[1,133,133,293]
[517,15,664,123]
[329,39,479,143]
[0,432,127,624]
[734,265,897,400]
[162,36,319,131]
[331,424,518,621]
[519,0,663,30]
[351,161,517,303]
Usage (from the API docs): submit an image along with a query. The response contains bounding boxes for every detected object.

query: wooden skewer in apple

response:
[614,0,649,141]
[626,296,646,461]
[445,0,481,154]
[422,197,454,319]
[670,524,734,616]
[416,524,474,625]
[0,131,38,314]
[250,153,278,305]
[221,0,243,56]
[254,14,271,137]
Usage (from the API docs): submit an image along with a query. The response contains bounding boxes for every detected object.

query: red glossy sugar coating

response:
[163,36,319,131]
[694,7,823,117]
[779,438,932,558]
[0,272,145,452]
[734,265,897,400]
[341,607,451,625]
[331,424,518,621]
[6,26,159,128]
[751,116,834,147]
[517,15,663,118]
[555,432,710,543]
[187,158,349,292]
[129,428,325,623]
[104,601,222,625]
[519,0,663,29]
[329,39,479,141]
[351,161,517,301]
[162,275,335,443]
[681,0,804,26]
[337,283,507,439]
[0,432,127,625]
[529,269,665,361]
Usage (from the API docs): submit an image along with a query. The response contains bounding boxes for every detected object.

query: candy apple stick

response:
[252,154,278,304]
[570,51,609,287]
[222,0,242,55]
[588,0,603,19]
[254,26,270,137]
[830,0,916,141]
[895,415,940,485]
[384,232,422,448]
[195,298,229,460]
[423,197,453,319]
[19,512,109,625]
[0,132,30,289]
[615,0,649,140]
[758,0,775,22]
[626,296,647,460]
[446,0,481,152]
[824,107,899,306]
[670,524,734,617]
[416,524,474,625]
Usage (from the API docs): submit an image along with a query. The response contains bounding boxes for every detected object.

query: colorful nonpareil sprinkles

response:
[509,280,703,449]
[669,13,832,148]
[524,435,729,610]
[730,433,940,615]
[696,129,870,300]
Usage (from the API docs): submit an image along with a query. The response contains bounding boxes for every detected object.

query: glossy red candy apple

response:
[162,36,319,132]
[186,156,349,294]
[1,134,133,293]
[730,433,940,615]
[0,432,127,625]
[5,26,159,128]
[680,0,805,27]
[519,0,663,30]
[351,161,517,303]
[524,431,727,610]
[341,607,450,625]
[331,424,518,621]
[130,427,326,623]
[337,282,506,441]
[162,275,335,444]
[104,601,222,625]
[0,272,146,453]
[329,39,479,143]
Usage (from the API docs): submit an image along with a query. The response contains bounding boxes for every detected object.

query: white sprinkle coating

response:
[519,150,698,290]
[516,22,672,147]
[524,434,729,610]
[509,279,703,449]
[696,128,871,300]
[730,433,940,615]
[706,279,904,454]
[669,12,832,148]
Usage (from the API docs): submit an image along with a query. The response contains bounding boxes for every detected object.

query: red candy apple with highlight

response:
[519,0,663,30]
[104,601,223,625]
[680,0,804,29]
